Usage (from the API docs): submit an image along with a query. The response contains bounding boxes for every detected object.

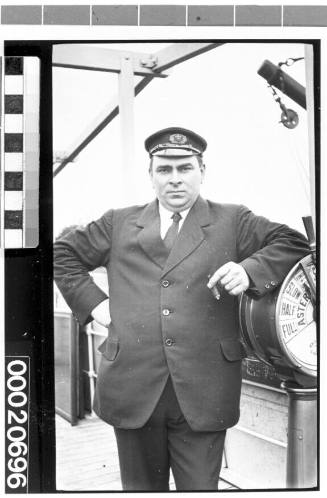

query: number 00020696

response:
[6,359,29,491]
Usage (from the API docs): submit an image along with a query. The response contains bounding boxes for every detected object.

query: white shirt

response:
[158,203,190,239]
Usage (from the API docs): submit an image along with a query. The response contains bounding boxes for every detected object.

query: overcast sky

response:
[53,42,312,237]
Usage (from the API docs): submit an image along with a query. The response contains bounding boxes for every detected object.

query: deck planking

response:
[56,414,236,491]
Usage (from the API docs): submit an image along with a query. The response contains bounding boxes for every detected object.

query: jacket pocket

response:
[98,338,119,361]
[220,338,247,362]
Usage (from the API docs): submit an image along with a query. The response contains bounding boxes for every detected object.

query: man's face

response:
[150,155,205,212]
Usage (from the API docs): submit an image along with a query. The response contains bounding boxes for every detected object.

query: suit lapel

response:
[136,200,168,269]
[161,196,211,277]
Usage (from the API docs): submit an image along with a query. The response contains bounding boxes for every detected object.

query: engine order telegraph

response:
[239,218,317,387]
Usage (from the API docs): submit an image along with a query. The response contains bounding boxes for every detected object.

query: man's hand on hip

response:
[91,299,111,328]
[207,262,250,296]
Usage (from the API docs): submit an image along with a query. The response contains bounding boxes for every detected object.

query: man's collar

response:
[136,196,211,228]
[158,202,191,221]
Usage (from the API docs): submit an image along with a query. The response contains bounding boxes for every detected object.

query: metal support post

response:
[304,45,316,230]
[53,43,222,177]
[118,55,135,202]
[282,381,317,488]
[86,324,96,416]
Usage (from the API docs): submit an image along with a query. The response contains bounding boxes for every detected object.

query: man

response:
[54,127,309,491]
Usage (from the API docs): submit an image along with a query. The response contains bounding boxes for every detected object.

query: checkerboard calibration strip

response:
[3,57,24,248]
[3,57,40,249]
[0,5,327,26]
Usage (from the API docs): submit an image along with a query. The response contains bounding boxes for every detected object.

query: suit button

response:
[162,280,170,288]
[271,281,277,286]
[162,308,170,316]
[265,284,270,289]
[165,338,174,346]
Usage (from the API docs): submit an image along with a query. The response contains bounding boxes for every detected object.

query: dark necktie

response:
[163,212,182,252]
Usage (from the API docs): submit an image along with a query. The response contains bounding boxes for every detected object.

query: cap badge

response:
[169,133,187,145]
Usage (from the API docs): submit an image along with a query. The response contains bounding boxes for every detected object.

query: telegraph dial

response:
[239,249,317,386]
[276,254,316,376]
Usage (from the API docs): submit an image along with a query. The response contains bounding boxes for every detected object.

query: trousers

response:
[114,376,226,491]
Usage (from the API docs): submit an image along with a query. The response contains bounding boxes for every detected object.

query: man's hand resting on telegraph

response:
[207,262,250,296]
[91,299,111,328]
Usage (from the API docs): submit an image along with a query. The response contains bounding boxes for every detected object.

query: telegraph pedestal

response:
[282,381,317,488]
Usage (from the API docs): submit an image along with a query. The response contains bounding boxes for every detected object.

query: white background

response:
[53,42,311,236]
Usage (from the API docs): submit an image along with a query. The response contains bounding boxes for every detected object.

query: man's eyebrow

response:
[155,162,192,168]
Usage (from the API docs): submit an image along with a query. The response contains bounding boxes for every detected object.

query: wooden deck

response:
[56,414,122,491]
[56,414,237,491]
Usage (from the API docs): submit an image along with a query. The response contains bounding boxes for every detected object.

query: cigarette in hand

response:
[207,275,221,301]
[211,284,221,300]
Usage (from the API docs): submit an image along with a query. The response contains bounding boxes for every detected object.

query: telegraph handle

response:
[301,216,316,305]
[302,216,315,255]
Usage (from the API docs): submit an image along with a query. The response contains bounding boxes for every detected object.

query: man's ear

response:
[149,167,155,189]
[201,163,206,182]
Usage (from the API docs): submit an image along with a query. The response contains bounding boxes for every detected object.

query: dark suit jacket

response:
[54,197,309,431]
